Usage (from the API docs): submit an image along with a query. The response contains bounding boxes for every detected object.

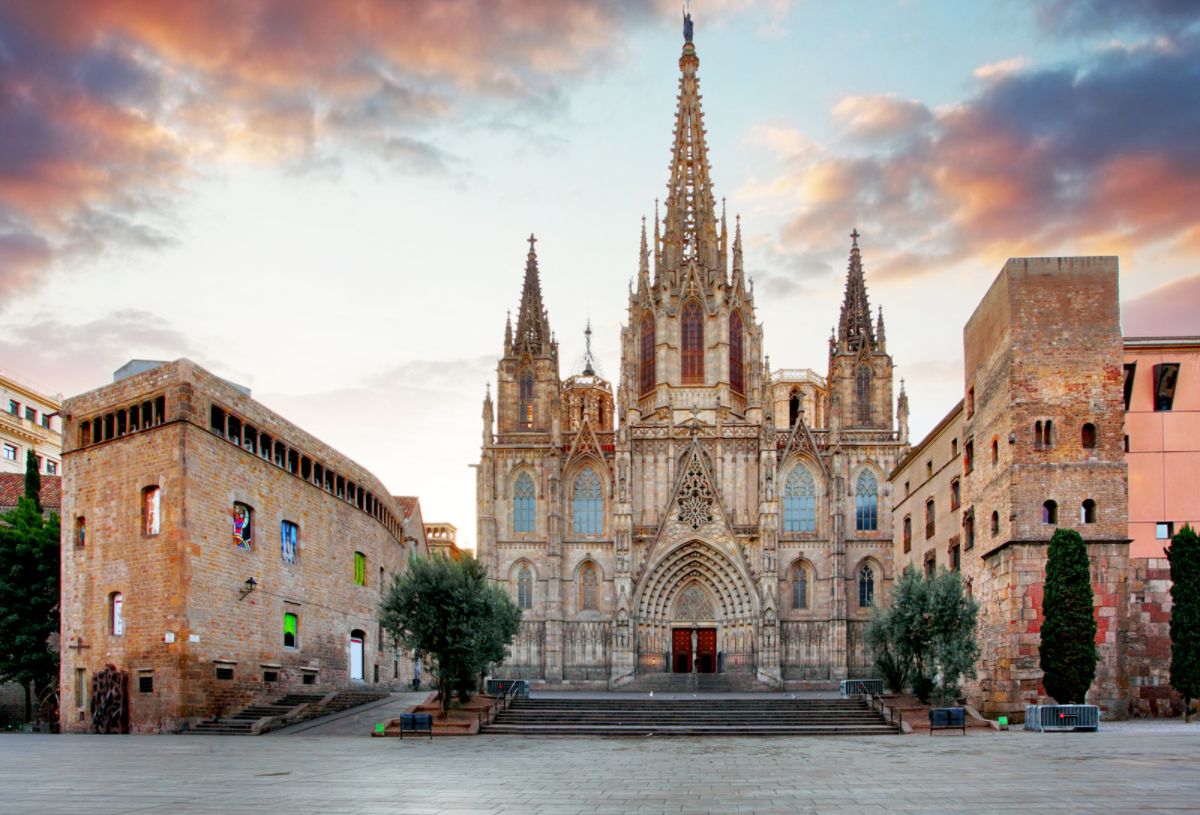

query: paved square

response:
[2,723,1198,814]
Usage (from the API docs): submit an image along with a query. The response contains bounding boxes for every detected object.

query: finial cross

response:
[850,228,860,247]
[528,233,537,251]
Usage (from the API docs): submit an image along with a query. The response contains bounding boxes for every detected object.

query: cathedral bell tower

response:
[827,230,895,438]
[496,235,561,437]
[618,22,765,428]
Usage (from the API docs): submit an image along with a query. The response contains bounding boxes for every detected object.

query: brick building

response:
[59,359,426,733]
[889,276,1200,718]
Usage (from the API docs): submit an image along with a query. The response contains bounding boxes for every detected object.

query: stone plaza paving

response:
[2,722,1199,814]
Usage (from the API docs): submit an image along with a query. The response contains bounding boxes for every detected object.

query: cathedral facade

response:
[476,25,909,687]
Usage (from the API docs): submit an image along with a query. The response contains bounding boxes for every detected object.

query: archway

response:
[633,540,758,674]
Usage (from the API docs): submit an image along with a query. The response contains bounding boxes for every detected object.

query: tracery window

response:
[858,566,875,608]
[640,312,656,395]
[517,565,533,610]
[572,468,603,536]
[855,365,872,425]
[513,473,536,533]
[681,300,704,385]
[855,469,878,531]
[729,310,744,395]
[518,367,534,429]
[579,563,599,610]
[791,564,809,609]
[783,466,816,533]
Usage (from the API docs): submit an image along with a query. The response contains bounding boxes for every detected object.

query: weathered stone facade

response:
[477,29,904,688]
[59,360,424,733]
[893,257,1134,719]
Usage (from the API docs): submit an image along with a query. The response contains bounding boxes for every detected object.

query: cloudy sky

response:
[2,1,1198,546]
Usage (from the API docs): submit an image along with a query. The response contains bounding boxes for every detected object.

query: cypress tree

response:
[1039,528,1097,704]
[1167,524,1200,722]
[24,449,41,514]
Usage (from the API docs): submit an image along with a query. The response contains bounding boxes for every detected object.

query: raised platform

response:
[482,695,898,736]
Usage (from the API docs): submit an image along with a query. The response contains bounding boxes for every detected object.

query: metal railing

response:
[840,678,884,697]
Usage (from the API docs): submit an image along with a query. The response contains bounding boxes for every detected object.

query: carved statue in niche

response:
[764,469,774,501]
[618,461,628,501]
[615,609,629,648]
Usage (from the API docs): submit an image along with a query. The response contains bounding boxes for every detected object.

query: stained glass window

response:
[729,310,744,394]
[640,312,656,395]
[518,565,533,610]
[681,300,704,384]
[858,566,875,608]
[783,467,816,532]
[572,468,603,535]
[513,473,535,533]
[855,470,878,531]
[580,563,598,610]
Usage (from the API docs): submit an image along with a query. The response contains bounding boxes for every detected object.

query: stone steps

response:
[483,697,899,737]
[187,689,389,735]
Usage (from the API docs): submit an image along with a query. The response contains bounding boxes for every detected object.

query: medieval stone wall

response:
[61,360,415,733]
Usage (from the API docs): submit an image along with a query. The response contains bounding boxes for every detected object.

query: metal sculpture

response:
[91,664,128,734]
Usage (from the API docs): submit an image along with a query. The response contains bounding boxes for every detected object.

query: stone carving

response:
[673,584,715,620]
[677,452,715,530]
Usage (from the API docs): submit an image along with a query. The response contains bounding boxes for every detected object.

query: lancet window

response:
[572,468,603,536]
[729,310,744,394]
[513,473,536,533]
[855,469,878,531]
[640,313,656,395]
[681,300,704,385]
[783,466,816,533]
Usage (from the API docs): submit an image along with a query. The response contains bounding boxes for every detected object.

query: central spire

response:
[515,233,552,355]
[838,228,876,351]
[661,10,719,277]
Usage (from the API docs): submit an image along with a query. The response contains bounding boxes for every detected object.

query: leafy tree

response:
[380,554,520,716]
[0,496,61,721]
[864,564,979,705]
[865,604,906,693]
[1168,524,1200,722]
[1039,528,1097,704]
[24,450,41,514]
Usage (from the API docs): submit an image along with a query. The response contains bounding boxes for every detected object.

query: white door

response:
[350,636,364,681]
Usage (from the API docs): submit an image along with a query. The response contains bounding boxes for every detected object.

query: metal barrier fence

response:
[1024,704,1100,732]
[839,678,884,697]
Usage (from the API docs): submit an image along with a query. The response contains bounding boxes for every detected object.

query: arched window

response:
[855,365,872,425]
[572,468,603,535]
[513,473,536,533]
[349,629,365,681]
[858,566,875,608]
[142,486,161,536]
[1081,499,1097,524]
[518,367,535,429]
[789,391,801,427]
[991,510,1000,536]
[283,612,298,649]
[791,564,809,609]
[729,310,744,394]
[517,565,533,610]
[1081,423,1097,449]
[1043,420,1054,448]
[783,466,817,532]
[579,563,599,610]
[681,300,704,384]
[1042,500,1058,525]
[109,592,124,636]
[991,437,999,465]
[1034,420,1043,449]
[855,469,878,531]
[640,312,656,395]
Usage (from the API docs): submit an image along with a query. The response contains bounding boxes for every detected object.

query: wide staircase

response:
[483,695,898,736]
[187,689,389,735]
[620,672,770,693]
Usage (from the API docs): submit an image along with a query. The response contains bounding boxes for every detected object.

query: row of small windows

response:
[782,467,879,533]
[787,564,876,609]
[1,442,58,473]
[85,487,370,581]
[516,463,881,537]
[513,467,608,536]
[1123,362,1180,412]
[8,398,57,430]
[514,562,599,611]
[1032,421,1100,450]
[904,498,1100,553]
[637,306,747,396]
[1042,499,1098,525]
[78,395,166,447]
[209,404,403,540]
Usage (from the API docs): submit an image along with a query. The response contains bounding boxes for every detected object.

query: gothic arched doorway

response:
[633,539,757,675]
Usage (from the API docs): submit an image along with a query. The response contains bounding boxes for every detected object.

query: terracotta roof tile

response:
[0,474,62,512]
[394,496,419,520]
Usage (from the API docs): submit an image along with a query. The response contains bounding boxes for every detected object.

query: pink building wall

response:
[1125,337,1200,559]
